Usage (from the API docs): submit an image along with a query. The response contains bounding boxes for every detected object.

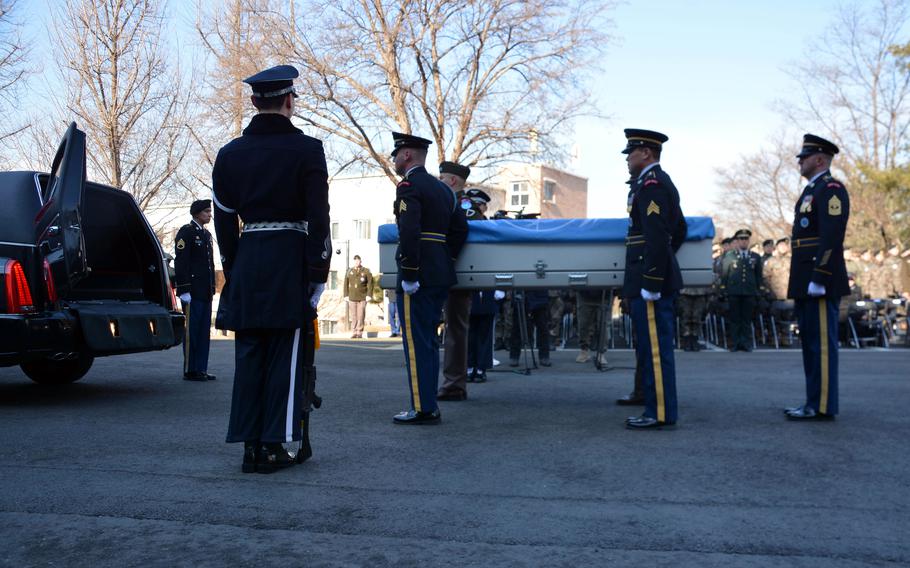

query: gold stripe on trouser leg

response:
[646,301,666,422]
[183,302,190,373]
[403,294,422,412]
[819,298,829,414]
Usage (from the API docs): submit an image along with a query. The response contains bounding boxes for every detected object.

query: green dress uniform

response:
[721,244,763,351]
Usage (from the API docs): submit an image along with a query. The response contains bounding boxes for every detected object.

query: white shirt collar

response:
[191,219,203,230]
[638,161,660,180]
[405,165,421,179]
[807,169,828,186]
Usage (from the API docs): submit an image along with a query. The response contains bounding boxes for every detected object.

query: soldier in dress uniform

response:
[343,255,373,338]
[721,228,764,351]
[784,134,849,421]
[620,129,685,429]
[174,199,216,381]
[391,132,469,424]
[212,65,332,472]
[438,161,473,401]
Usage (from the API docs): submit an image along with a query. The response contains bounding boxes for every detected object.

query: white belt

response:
[243,221,308,234]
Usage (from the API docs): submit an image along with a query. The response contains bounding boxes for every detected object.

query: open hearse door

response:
[35,122,89,295]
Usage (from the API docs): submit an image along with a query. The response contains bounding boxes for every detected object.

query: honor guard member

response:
[784,134,849,421]
[174,199,216,381]
[621,129,684,429]
[213,64,332,472]
[721,229,763,351]
[438,160,473,401]
[391,133,469,423]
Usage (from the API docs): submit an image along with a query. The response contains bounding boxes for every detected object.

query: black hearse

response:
[0,123,184,384]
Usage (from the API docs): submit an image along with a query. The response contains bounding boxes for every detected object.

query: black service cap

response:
[622,128,668,154]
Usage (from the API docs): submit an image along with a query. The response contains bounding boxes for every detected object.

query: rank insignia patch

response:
[828,195,842,216]
[399,200,407,213]
[176,238,185,250]
[646,200,660,216]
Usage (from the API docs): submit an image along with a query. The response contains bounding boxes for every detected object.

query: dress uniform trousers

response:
[467,314,495,371]
[183,298,212,374]
[399,286,449,413]
[728,295,756,349]
[795,297,840,415]
[226,328,306,444]
[631,295,679,423]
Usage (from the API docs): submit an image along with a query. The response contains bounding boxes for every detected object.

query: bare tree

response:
[778,0,910,247]
[189,0,272,192]
[0,0,29,148]
[263,0,611,181]
[49,0,193,212]
[713,134,804,241]
[715,0,910,248]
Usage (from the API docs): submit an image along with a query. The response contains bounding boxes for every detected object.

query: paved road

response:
[1,341,908,567]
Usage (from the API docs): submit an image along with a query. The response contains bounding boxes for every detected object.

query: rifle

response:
[295,319,321,463]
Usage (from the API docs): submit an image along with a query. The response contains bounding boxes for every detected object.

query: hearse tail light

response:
[3,259,35,314]
[43,258,58,303]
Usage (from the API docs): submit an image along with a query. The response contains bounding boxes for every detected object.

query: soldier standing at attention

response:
[437,161,473,402]
[391,133,468,424]
[620,129,684,430]
[343,255,373,338]
[213,65,332,472]
[721,229,763,351]
[784,134,849,421]
[174,200,216,381]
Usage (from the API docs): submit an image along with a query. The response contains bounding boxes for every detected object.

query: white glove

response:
[494,290,506,301]
[807,282,826,297]
[179,293,191,304]
[343,296,349,301]
[641,289,661,301]
[402,281,420,295]
[308,282,326,309]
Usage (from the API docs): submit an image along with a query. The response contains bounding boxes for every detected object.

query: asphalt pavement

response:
[1,340,908,567]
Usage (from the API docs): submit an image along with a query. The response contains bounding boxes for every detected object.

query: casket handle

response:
[568,273,589,287]
[494,274,514,287]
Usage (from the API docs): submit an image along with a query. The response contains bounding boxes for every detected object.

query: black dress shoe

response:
[626,416,675,429]
[183,372,207,381]
[783,404,804,414]
[539,358,552,367]
[393,409,441,425]
[616,393,645,406]
[242,441,259,473]
[786,407,835,421]
[437,389,467,401]
[474,370,487,383]
[256,443,295,474]
[205,373,217,380]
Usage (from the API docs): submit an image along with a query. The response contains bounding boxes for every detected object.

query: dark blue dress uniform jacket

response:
[174,220,215,299]
[394,166,468,288]
[622,165,685,299]
[787,171,850,299]
[212,114,332,330]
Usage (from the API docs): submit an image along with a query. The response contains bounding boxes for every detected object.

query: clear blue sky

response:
[18,0,855,217]
[580,0,836,217]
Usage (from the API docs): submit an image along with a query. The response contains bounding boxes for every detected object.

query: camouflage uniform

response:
[677,287,709,350]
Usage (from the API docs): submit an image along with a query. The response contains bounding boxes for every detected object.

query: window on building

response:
[353,219,371,239]
[331,222,340,240]
[328,270,338,290]
[510,181,529,206]
[543,180,556,203]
